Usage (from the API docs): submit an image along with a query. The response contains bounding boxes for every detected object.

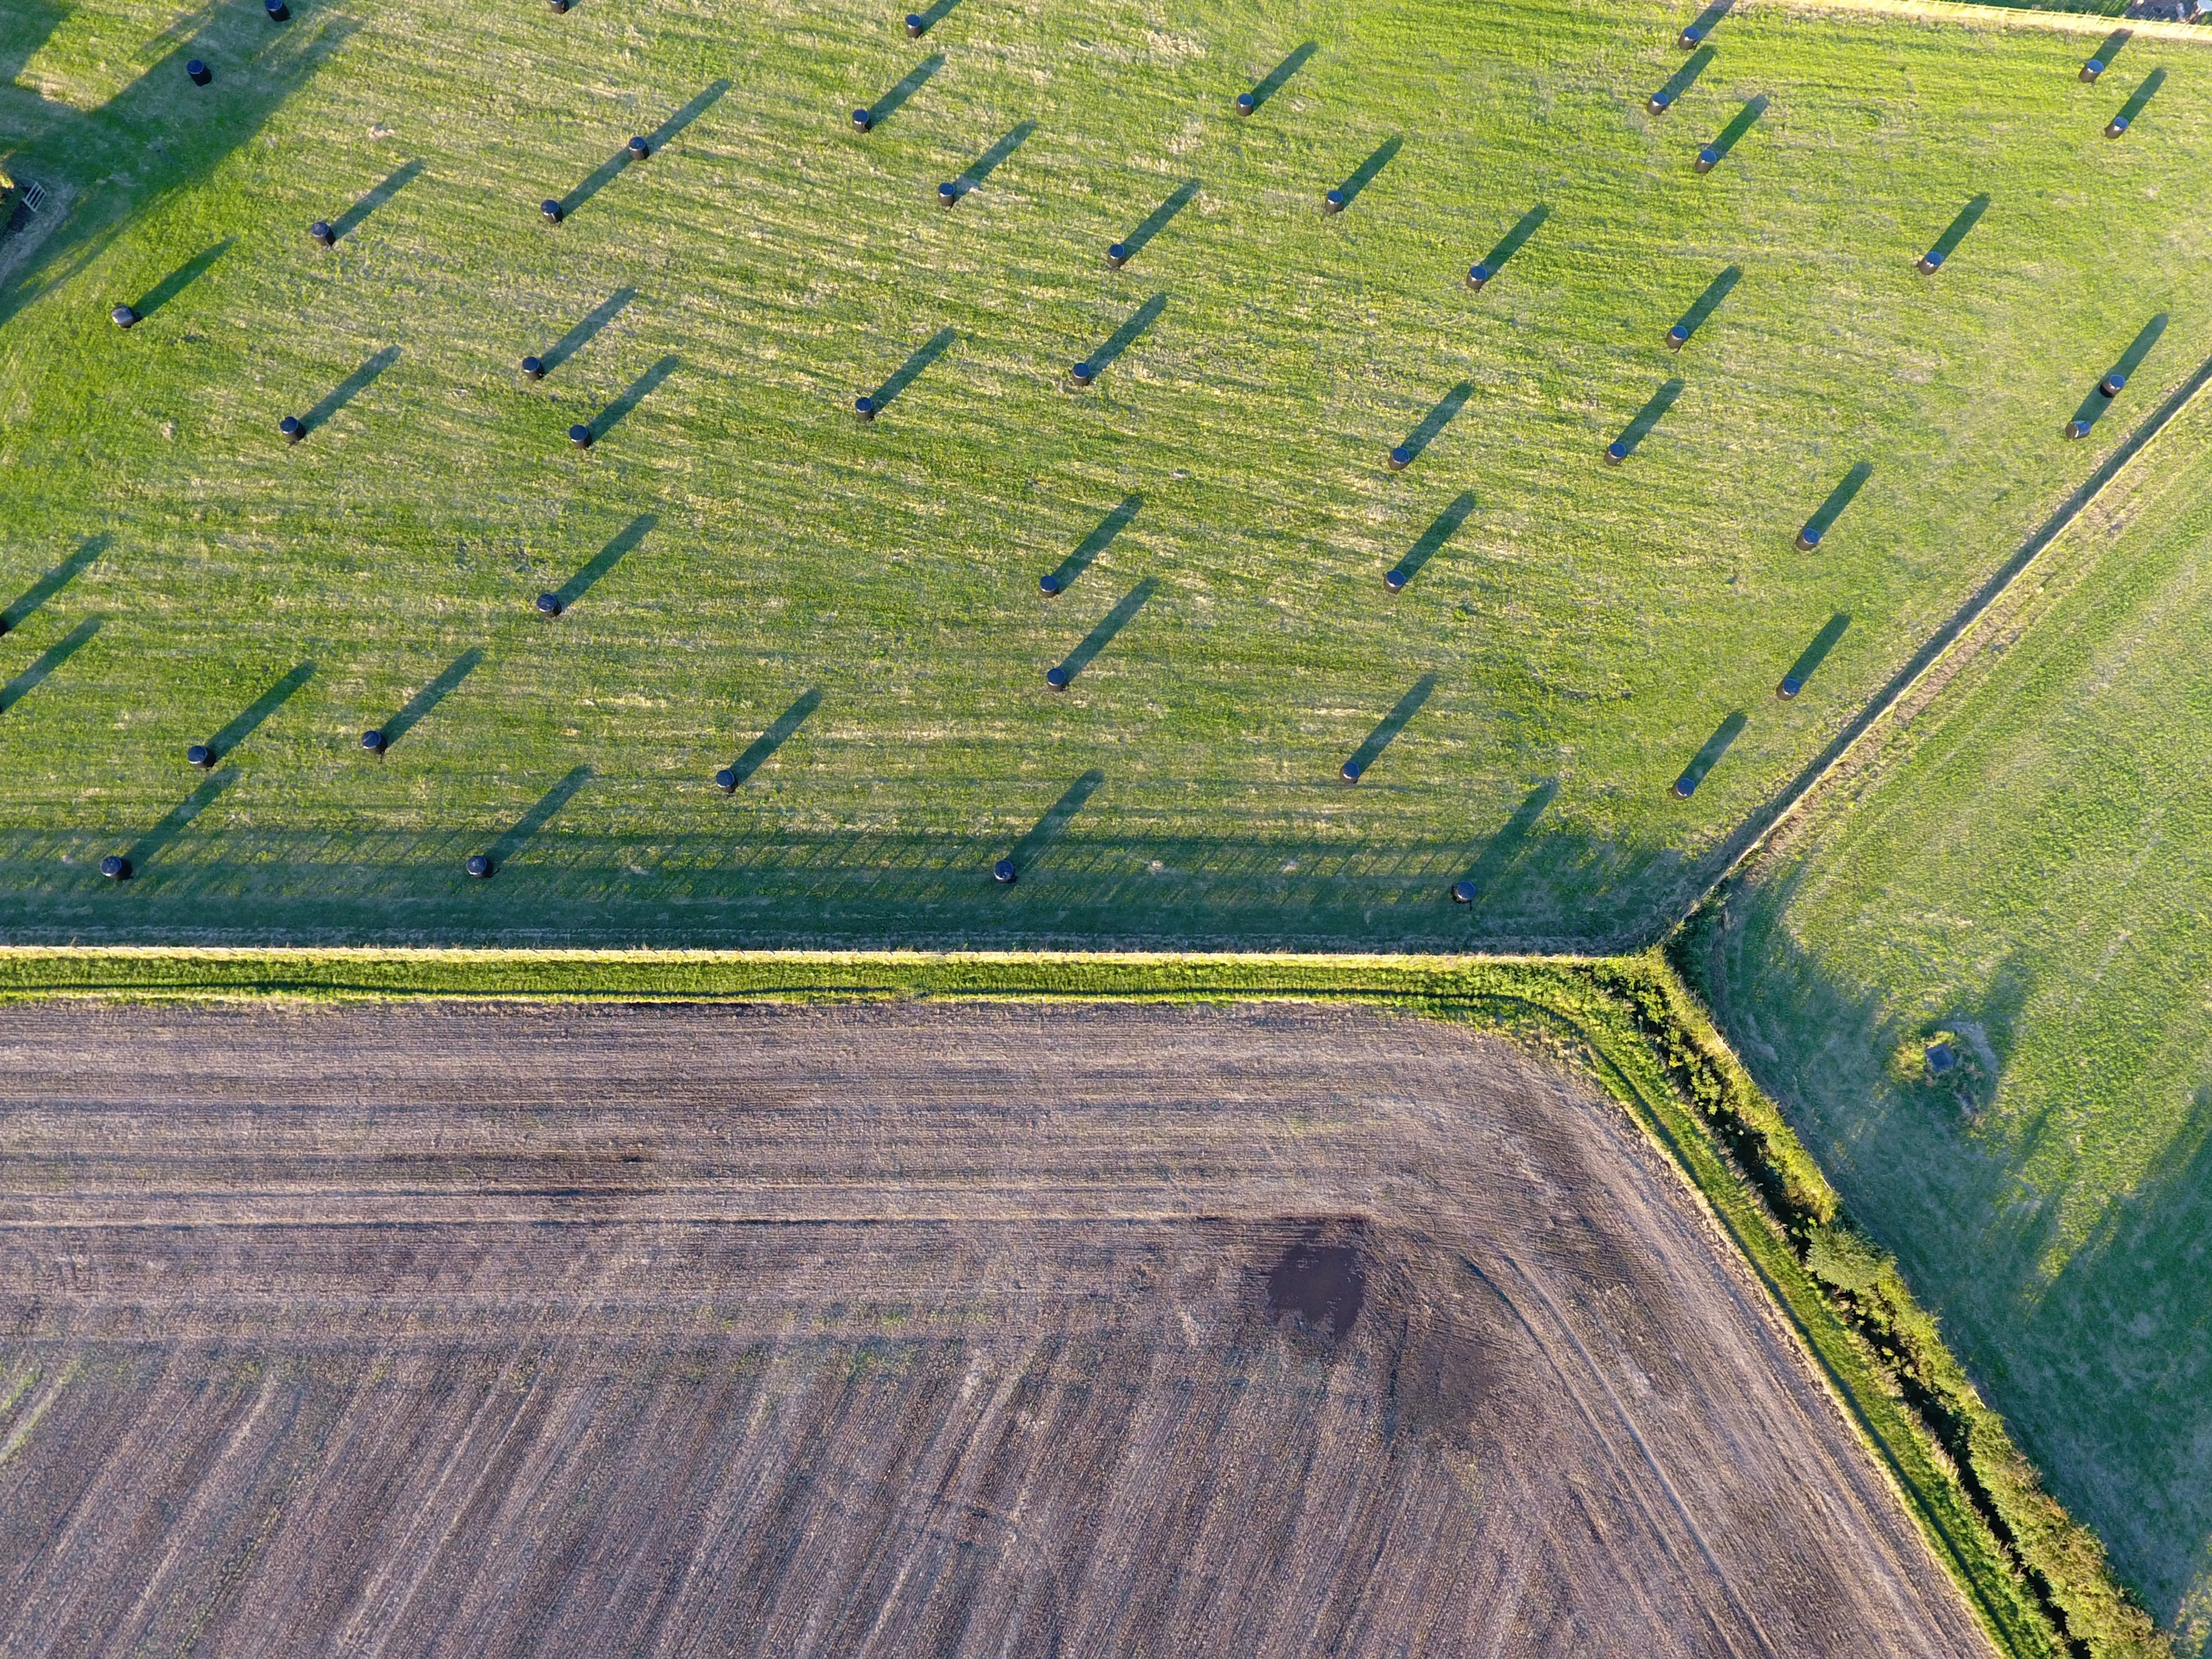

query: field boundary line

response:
[1681,343,2212,923]
[1754,0,2212,45]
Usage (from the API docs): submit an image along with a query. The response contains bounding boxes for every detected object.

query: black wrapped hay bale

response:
[535,592,562,617]
[361,728,386,753]
[1679,24,1704,47]
[1340,759,1363,784]
[628,135,650,159]
[2101,372,2127,398]
[1465,262,1490,291]
[266,0,289,20]
[568,422,592,448]
[938,181,959,207]
[466,853,493,879]
[1322,187,1345,214]
[1235,92,1255,116]
[101,854,131,881]
[1795,525,1822,552]
[1386,445,1411,471]
[550,0,569,10]
[714,767,738,794]
[541,199,564,223]
[1667,322,1689,349]
[187,59,211,86]
[906,12,925,35]
[310,220,335,247]
[1605,439,1627,465]
[852,107,873,133]
[1647,90,1672,116]
[1695,144,1718,174]
[1777,674,1803,700]
[2081,57,2104,82]
[1045,665,1070,690]
[1672,773,1697,799]
[280,414,304,444]
[854,395,878,421]
[1384,567,1408,593]
[2107,114,2130,138]
[522,355,545,380]
[1107,242,1129,269]
[1070,362,1095,387]
[993,857,1017,884]
[111,304,139,330]
[187,743,213,769]
[1039,573,1061,595]
[2065,418,2093,440]
[1451,878,1476,902]
[1916,250,1944,275]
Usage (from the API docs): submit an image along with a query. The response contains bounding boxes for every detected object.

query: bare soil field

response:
[0,1000,1985,1659]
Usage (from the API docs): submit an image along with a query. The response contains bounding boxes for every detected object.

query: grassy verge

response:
[0,940,2154,1655]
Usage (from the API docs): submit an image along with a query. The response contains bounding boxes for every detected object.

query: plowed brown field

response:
[0,1001,1986,1658]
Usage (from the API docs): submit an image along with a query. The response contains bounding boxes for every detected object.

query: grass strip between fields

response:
[0,942,2162,1656]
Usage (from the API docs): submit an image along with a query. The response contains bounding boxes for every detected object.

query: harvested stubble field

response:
[1,0,2210,947]
[0,999,1987,1657]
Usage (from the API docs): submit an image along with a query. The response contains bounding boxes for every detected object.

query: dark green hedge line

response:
[1666,914,2165,1659]
[0,942,2147,1655]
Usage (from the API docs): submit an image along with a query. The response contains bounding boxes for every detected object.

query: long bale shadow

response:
[1083,294,1166,377]
[862,55,942,128]
[1007,769,1105,870]
[585,355,679,442]
[122,766,236,873]
[951,121,1035,197]
[2071,314,2166,432]
[871,328,955,406]
[481,765,592,873]
[1609,379,1683,460]
[1333,135,1401,208]
[0,617,101,713]
[726,688,822,786]
[1390,491,1475,590]
[555,513,655,609]
[302,347,399,434]
[1674,712,1746,797]
[1044,495,1140,595]
[1456,778,1558,903]
[3,533,108,632]
[540,288,637,374]
[206,662,314,758]
[1342,674,1436,781]
[1245,41,1316,110]
[1797,462,1872,549]
[329,159,422,242]
[1702,96,1767,168]
[1113,180,1197,264]
[1394,382,1472,466]
[1777,613,1850,698]
[378,648,482,748]
[129,238,232,319]
[1054,578,1157,683]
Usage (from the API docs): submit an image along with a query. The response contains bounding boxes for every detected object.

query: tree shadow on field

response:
[1695,876,2212,1632]
[0,8,356,338]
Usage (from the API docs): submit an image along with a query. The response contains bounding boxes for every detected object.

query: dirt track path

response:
[0,1001,1987,1659]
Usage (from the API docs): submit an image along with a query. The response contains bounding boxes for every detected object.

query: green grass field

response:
[1702,380,2212,1650]
[1,0,2209,951]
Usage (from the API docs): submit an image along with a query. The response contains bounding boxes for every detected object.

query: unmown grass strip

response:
[0,940,2143,1656]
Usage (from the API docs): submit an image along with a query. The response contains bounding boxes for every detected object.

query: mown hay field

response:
[1,0,2209,947]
